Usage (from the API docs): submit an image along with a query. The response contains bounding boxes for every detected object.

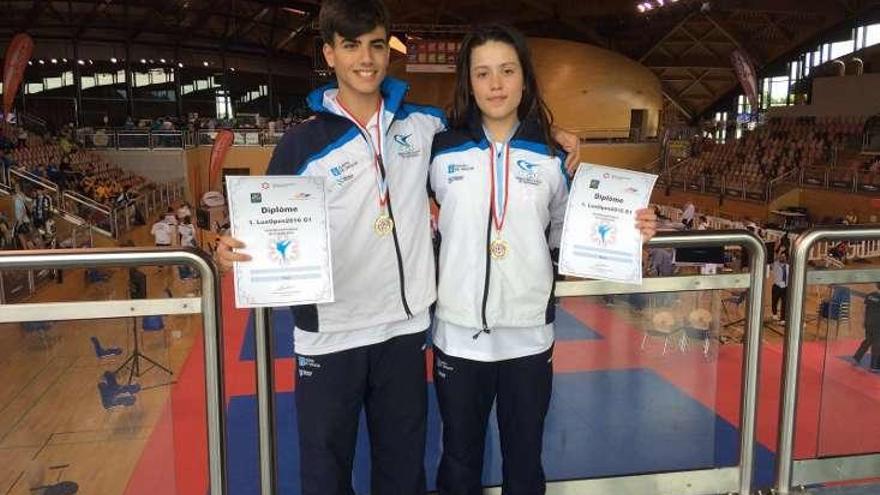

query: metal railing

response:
[78,128,287,149]
[776,225,880,494]
[252,230,766,495]
[0,247,227,495]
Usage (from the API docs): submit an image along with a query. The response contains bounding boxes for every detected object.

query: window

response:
[867,23,880,48]
[44,76,62,91]
[216,90,232,119]
[830,40,853,59]
[96,73,115,86]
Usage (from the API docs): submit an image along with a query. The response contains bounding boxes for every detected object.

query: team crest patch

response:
[394,134,421,158]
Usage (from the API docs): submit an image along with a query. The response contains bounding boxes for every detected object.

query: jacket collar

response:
[306,76,409,118]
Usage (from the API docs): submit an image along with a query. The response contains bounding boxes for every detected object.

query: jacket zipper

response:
[475,204,493,339]
[375,153,413,319]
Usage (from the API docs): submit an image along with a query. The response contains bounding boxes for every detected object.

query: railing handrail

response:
[9,167,60,193]
[0,247,226,495]
[63,189,113,214]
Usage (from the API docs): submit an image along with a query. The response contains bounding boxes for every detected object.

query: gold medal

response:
[489,238,509,260]
[374,214,394,236]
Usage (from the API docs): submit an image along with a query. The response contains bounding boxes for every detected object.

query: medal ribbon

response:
[488,142,510,234]
[335,96,388,209]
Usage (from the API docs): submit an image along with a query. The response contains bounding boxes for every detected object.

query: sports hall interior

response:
[1,0,880,494]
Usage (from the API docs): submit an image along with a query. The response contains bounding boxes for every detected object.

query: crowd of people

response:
[681,115,868,187]
[2,126,149,207]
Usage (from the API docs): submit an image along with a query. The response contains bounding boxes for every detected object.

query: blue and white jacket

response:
[429,116,568,331]
[266,77,446,333]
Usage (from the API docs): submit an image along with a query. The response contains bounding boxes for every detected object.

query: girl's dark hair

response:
[319,0,390,45]
[450,24,556,155]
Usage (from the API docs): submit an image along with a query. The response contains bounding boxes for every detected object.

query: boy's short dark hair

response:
[319,0,390,44]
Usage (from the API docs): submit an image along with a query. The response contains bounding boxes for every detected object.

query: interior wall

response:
[768,73,880,118]
[580,143,660,171]
[390,37,662,138]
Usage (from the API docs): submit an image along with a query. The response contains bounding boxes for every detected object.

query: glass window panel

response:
[867,23,880,48]
[830,40,853,59]
[44,77,62,90]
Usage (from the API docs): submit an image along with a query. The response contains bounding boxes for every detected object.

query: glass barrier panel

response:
[1,270,33,302]
[231,131,260,146]
[803,168,826,188]
[829,169,855,190]
[263,132,284,146]
[150,132,184,149]
[0,263,209,494]
[60,194,114,236]
[480,286,746,485]
[198,132,216,146]
[814,279,880,459]
[117,133,151,149]
[857,172,880,194]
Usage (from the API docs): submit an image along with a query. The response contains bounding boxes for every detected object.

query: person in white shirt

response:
[150,216,174,247]
[770,252,789,322]
[178,216,196,247]
[682,201,696,229]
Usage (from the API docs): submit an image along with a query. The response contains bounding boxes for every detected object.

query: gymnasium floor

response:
[2,268,879,494]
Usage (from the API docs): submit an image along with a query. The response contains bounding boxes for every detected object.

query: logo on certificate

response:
[250,193,262,203]
[589,179,600,189]
[268,236,299,264]
[591,222,617,247]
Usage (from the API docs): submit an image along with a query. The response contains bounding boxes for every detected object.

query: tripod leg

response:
[140,353,173,375]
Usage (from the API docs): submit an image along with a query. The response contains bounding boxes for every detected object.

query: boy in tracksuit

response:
[220,2,442,492]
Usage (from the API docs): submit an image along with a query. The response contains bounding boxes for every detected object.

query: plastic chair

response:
[90,336,122,359]
[722,291,746,327]
[34,481,79,494]
[819,286,851,338]
[142,314,168,348]
[142,315,164,332]
[102,371,141,395]
[97,381,136,409]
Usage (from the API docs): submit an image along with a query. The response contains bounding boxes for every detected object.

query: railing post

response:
[254,307,278,495]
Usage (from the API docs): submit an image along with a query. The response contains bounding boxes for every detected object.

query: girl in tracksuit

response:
[429,24,657,494]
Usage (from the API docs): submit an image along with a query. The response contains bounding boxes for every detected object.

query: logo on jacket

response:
[394,133,421,158]
[328,161,357,187]
[515,159,542,186]
[447,163,474,184]
[517,160,538,173]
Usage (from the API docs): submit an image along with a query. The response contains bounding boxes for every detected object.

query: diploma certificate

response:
[559,164,657,284]
[226,176,334,308]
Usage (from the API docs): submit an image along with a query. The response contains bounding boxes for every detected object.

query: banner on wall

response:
[2,33,35,120]
[730,49,759,112]
[208,129,234,191]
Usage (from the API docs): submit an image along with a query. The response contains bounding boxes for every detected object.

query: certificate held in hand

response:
[559,164,657,285]
[226,176,334,308]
